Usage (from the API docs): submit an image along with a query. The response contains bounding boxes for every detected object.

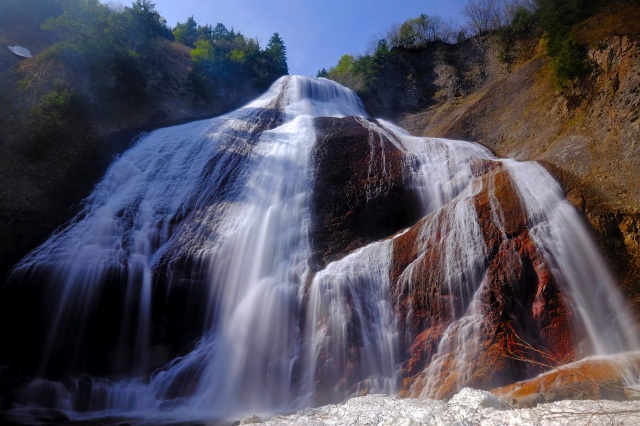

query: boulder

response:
[494,352,640,407]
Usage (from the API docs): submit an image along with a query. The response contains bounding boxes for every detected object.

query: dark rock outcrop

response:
[355,37,510,119]
[310,116,422,268]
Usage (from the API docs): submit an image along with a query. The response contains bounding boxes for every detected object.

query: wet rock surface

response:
[494,352,640,407]
[310,116,422,268]
[390,164,575,397]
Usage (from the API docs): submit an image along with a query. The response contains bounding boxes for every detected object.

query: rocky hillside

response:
[0,44,257,279]
[0,2,278,278]
[340,8,640,315]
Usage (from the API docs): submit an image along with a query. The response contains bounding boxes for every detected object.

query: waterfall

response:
[304,238,399,404]
[2,76,638,422]
[506,160,640,354]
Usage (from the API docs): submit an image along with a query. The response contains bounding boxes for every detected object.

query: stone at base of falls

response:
[237,414,263,424]
[392,163,576,398]
[494,351,640,408]
[448,387,507,409]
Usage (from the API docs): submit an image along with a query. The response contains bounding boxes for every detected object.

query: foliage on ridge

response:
[3,0,290,160]
[174,16,288,95]
[37,0,288,99]
[320,0,640,94]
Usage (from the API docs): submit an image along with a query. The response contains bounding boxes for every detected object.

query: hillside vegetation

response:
[0,0,289,276]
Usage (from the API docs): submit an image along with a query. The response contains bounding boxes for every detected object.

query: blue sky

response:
[150,0,469,76]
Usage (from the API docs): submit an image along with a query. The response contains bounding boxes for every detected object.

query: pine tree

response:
[265,32,288,77]
[173,16,198,47]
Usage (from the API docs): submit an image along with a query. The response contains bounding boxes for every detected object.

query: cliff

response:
[363,32,640,315]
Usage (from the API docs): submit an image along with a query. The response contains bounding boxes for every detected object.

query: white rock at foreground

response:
[256,388,640,426]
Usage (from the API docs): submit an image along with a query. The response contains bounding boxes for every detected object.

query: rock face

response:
[389,164,575,398]
[310,116,422,267]
[494,352,640,407]
[0,75,634,418]
[309,115,580,399]
[356,37,508,118]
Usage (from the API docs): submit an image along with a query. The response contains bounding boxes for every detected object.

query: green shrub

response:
[18,79,30,90]
[22,84,80,159]
[552,34,590,88]
[537,0,608,88]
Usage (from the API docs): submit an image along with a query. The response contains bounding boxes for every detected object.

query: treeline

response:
[320,0,640,92]
[173,17,288,93]
[39,0,174,98]
[0,0,290,165]
[317,0,534,93]
[15,0,288,99]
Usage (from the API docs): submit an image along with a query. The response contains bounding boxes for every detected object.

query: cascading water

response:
[303,238,399,403]
[507,160,640,354]
[2,76,638,422]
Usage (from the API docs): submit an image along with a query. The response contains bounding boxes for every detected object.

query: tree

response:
[42,0,113,53]
[212,23,232,40]
[463,0,502,34]
[412,14,445,46]
[397,20,418,47]
[0,0,62,28]
[386,23,402,48]
[325,54,356,87]
[387,14,453,48]
[463,0,535,35]
[265,32,288,77]
[118,0,172,55]
[127,0,171,39]
[373,39,390,59]
[173,16,198,47]
[191,39,215,64]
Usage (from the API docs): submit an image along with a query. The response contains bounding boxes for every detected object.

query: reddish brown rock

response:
[494,352,640,406]
[391,163,577,397]
[404,324,447,379]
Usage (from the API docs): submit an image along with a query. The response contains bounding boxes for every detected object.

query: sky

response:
[149,0,469,76]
